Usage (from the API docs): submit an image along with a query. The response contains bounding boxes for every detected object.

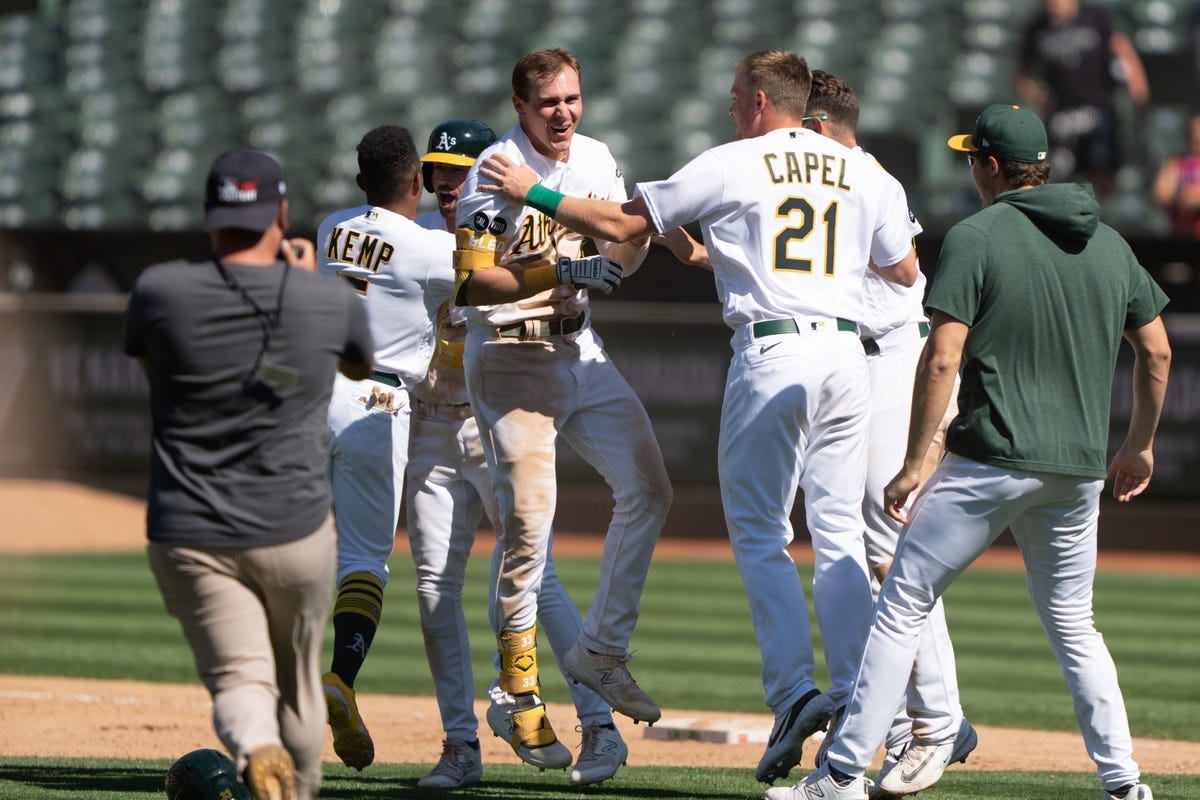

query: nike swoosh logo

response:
[768,703,802,747]
[900,748,948,782]
[760,342,781,354]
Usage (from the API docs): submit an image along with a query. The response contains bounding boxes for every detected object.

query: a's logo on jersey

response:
[488,217,508,235]
[472,211,491,232]
[615,166,623,179]
[908,210,916,223]
[437,131,457,151]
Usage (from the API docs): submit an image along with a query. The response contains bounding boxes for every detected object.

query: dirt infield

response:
[2,479,1197,775]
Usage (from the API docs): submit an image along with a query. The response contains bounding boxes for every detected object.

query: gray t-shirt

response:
[124,256,372,547]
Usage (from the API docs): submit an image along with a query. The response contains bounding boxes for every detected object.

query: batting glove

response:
[556,256,623,294]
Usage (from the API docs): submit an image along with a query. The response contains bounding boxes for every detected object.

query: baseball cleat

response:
[485,691,572,770]
[417,737,483,789]
[243,743,296,800]
[874,717,978,796]
[1104,783,1154,800]
[813,704,846,768]
[866,743,909,799]
[756,688,834,783]
[764,763,871,800]
[571,723,628,786]
[562,642,661,724]
[322,672,374,770]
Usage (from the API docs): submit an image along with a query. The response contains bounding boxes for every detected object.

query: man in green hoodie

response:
[774,104,1171,800]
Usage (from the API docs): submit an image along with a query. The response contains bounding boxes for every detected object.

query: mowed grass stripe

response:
[0,550,1195,742]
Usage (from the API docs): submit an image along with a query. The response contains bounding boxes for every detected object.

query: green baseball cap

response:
[948,104,1048,164]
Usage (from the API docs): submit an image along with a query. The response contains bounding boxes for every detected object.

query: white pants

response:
[327,373,411,584]
[464,323,672,654]
[405,400,612,739]
[829,454,1141,790]
[864,331,963,746]
[720,327,874,713]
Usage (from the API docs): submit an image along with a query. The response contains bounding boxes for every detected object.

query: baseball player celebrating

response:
[454,48,672,763]
[407,118,627,787]
[784,105,1169,800]
[478,49,918,786]
[316,125,456,771]
[801,71,977,794]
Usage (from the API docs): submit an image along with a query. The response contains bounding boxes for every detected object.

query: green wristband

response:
[526,183,564,218]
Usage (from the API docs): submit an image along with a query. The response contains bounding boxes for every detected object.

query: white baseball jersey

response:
[317,205,455,387]
[638,127,915,329]
[857,150,927,339]
[316,204,454,585]
[455,123,631,326]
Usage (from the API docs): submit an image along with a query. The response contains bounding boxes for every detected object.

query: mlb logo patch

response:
[216,177,259,204]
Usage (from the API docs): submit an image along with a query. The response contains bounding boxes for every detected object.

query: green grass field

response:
[0,549,1196,799]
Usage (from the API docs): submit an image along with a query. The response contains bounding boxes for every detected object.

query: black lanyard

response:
[211,254,291,389]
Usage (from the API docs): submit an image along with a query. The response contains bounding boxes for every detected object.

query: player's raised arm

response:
[478,153,656,244]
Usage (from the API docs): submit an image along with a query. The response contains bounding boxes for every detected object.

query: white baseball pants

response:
[864,331,963,747]
[828,453,1142,790]
[464,323,672,654]
[720,326,875,714]
[405,401,612,739]
[327,373,411,585]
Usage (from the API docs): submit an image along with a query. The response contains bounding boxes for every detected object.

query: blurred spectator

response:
[1017,0,1150,199]
[1190,3,1200,114]
[1151,113,1200,238]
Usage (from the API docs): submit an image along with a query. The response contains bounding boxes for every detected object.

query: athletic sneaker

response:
[755,688,835,783]
[244,743,296,800]
[1104,783,1154,800]
[874,717,978,796]
[485,690,572,770]
[417,738,482,789]
[571,723,628,785]
[322,672,374,770]
[866,743,908,799]
[562,642,661,724]
[764,763,871,800]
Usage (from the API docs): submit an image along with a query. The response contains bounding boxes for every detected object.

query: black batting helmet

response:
[421,119,497,192]
[164,748,252,800]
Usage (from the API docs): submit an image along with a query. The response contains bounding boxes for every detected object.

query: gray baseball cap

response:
[203,148,287,232]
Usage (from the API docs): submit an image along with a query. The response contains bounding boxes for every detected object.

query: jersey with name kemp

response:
[316,204,455,387]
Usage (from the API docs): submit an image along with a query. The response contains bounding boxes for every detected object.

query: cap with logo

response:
[948,104,1048,164]
[203,148,287,233]
[420,119,497,192]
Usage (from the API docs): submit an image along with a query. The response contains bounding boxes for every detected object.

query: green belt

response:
[752,318,856,337]
[919,321,930,337]
[369,371,401,387]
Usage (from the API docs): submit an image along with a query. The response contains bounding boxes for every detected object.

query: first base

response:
[642,715,774,745]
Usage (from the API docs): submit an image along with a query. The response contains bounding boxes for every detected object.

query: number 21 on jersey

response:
[774,195,838,276]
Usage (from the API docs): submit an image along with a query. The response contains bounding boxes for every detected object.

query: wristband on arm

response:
[526,184,565,218]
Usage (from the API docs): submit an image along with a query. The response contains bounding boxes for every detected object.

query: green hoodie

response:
[926,183,1168,478]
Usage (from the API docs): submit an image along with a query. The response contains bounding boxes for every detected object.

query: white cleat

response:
[1103,783,1154,800]
[875,718,978,796]
[485,691,572,770]
[764,763,871,800]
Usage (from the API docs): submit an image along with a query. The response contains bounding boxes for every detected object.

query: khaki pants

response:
[148,514,336,800]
